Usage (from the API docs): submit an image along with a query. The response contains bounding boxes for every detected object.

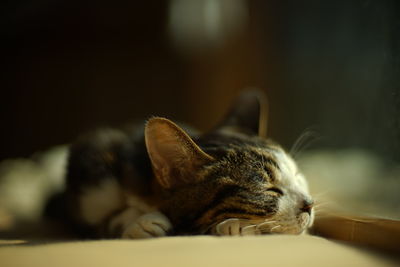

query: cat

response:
[63,91,314,239]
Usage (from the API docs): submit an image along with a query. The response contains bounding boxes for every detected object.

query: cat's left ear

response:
[145,117,214,189]
[215,90,268,138]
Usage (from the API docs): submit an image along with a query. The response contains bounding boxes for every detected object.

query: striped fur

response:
[63,91,314,238]
[157,130,313,235]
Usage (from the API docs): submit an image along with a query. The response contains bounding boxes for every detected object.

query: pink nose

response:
[300,199,314,214]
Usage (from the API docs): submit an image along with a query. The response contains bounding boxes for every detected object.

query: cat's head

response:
[145,91,314,235]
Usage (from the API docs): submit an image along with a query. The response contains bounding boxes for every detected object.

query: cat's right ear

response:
[214,90,268,138]
[145,117,214,189]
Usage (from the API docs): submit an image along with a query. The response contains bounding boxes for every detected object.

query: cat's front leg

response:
[121,211,172,239]
[214,218,261,236]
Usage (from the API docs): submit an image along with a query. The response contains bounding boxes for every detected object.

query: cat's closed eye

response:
[267,187,283,195]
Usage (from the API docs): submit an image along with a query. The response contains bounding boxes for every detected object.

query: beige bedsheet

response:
[0,235,396,267]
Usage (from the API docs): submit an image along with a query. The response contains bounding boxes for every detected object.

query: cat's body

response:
[64,91,314,239]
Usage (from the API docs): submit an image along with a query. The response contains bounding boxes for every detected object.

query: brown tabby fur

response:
[63,91,313,238]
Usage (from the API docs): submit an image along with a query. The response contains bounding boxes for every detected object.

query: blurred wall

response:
[273,0,400,163]
[1,0,399,164]
[1,1,186,160]
[1,0,277,160]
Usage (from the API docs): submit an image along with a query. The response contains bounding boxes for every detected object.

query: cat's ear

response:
[145,117,214,189]
[215,90,268,138]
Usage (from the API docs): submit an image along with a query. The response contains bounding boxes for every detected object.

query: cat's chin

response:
[299,212,314,232]
[306,211,315,228]
[208,213,314,236]
[259,212,314,235]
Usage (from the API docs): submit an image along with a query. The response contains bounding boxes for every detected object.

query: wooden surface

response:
[311,212,400,255]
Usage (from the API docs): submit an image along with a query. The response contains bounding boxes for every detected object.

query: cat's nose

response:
[300,199,314,214]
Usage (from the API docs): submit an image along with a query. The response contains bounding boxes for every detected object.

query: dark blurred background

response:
[1,0,399,164]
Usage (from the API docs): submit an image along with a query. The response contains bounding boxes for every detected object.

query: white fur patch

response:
[267,149,314,234]
[121,211,172,239]
[0,145,68,224]
[108,195,155,234]
[214,218,262,236]
[108,207,143,233]
[80,178,123,225]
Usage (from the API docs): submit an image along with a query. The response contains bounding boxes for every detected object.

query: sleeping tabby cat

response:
[64,91,314,238]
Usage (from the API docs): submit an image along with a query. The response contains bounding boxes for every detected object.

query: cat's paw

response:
[214,218,261,236]
[122,212,172,239]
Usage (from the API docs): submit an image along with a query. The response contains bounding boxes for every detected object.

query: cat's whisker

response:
[314,199,331,204]
[313,213,329,218]
[313,199,328,205]
[312,209,324,214]
[312,198,333,207]
[270,225,282,233]
[314,205,330,211]
[313,197,332,204]
[241,224,258,235]
[290,128,320,159]
[313,214,331,219]
[313,202,331,209]
[215,218,242,234]
[313,207,329,214]
[313,211,325,216]
[263,219,277,223]
[312,190,331,198]
[312,204,333,213]
[313,210,332,217]
[204,221,223,235]
[242,224,257,231]
[256,221,277,230]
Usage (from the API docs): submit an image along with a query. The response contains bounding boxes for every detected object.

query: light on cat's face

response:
[146,91,314,236]
[209,147,314,236]
[263,149,314,234]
